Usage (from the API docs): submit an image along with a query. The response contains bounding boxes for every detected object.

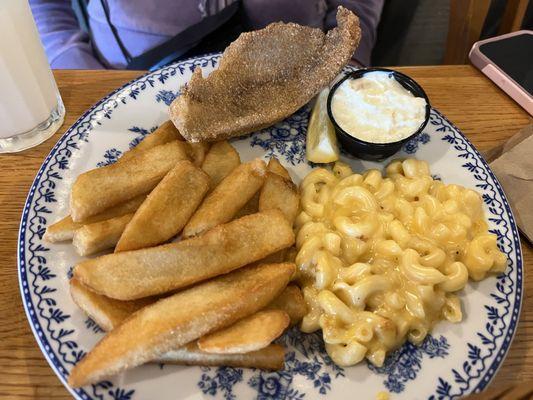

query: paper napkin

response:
[483,123,533,243]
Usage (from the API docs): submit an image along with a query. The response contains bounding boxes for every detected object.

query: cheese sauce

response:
[331,71,427,143]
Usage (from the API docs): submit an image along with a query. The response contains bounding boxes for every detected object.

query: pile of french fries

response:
[45,121,305,388]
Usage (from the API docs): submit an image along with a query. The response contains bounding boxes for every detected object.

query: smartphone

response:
[469,30,533,115]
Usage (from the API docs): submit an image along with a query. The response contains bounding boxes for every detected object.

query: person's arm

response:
[29,0,104,69]
[326,0,385,66]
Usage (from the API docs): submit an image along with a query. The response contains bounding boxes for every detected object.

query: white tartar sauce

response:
[331,71,427,143]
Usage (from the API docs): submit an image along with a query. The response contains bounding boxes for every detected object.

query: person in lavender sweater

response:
[30,0,383,70]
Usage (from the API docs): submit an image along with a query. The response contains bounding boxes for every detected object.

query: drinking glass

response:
[0,0,65,153]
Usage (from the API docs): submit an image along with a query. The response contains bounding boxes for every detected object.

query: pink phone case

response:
[469,30,533,116]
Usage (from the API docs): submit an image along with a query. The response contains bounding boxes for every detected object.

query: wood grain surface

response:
[0,66,531,399]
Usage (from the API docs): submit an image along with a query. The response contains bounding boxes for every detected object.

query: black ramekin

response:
[327,68,431,161]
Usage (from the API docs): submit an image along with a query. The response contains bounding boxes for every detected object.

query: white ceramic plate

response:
[18,54,523,400]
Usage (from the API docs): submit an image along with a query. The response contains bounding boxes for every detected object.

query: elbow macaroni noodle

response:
[295,159,507,367]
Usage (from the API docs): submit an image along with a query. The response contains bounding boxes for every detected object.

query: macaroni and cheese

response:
[295,159,507,367]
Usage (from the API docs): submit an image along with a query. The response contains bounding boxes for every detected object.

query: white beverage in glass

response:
[0,0,65,153]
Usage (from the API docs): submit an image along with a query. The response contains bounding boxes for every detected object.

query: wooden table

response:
[0,66,531,399]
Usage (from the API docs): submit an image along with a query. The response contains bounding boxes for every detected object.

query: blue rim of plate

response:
[17,53,523,399]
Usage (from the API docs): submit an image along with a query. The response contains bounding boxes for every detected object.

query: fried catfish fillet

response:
[170,7,360,142]
[68,262,294,387]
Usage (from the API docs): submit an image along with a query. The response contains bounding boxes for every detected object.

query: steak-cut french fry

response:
[70,278,154,332]
[265,285,307,326]
[183,158,266,237]
[70,265,293,368]
[120,120,183,162]
[259,155,297,226]
[44,194,147,243]
[285,246,297,263]
[115,161,210,252]
[258,171,299,222]
[233,192,259,219]
[45,216,84,243]
[74,210,295,300]
[73,278,291,361]
[156,342,285,370]
[201,141,241,188]
[257,249,287,264]
[259,158,299,224]
[198,310,289,354]
[68,262,295,387]
[70,141,189,222]
[186,142,211,166]
[267,157,291,180]
[117,121,210,177]
[70,279,303,332]
[73,213,134,256]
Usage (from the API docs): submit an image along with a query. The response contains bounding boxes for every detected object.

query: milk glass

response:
[0,0,65,153]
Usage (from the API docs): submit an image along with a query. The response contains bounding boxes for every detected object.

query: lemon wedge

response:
[306,88,339,163]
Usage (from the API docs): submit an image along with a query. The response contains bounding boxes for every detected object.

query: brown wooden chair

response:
[444,0,530,64]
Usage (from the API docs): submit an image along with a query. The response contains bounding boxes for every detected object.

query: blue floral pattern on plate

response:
[18,54,522,400]
[249,106,310,165]
[403,132,431,154]
[198,328,346,400]
[368,335,450,393]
